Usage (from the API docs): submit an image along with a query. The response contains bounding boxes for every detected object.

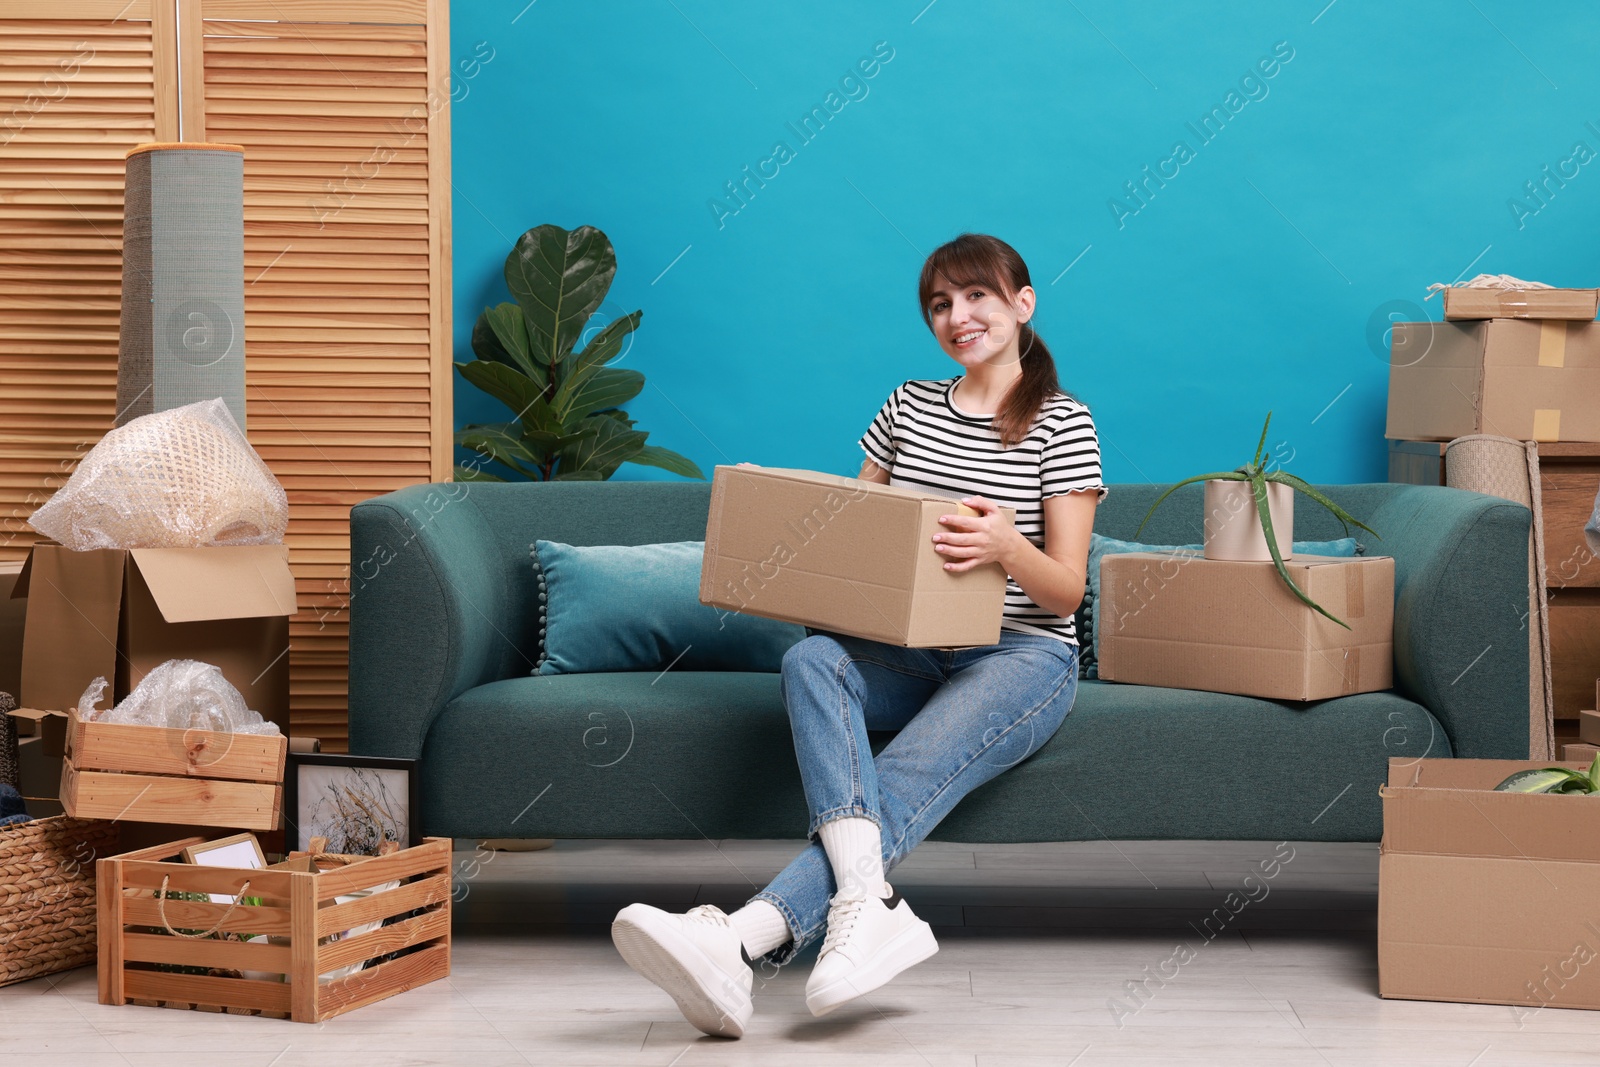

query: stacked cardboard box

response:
[1387,297,1600,734]
[1387,287,1600,444]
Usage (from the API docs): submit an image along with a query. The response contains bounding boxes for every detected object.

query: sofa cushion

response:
[530,539,806,675]
[420,672,1448,843]
[1078,534,1363,680]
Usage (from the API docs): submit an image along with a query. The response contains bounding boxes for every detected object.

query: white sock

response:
[728,899,791,958]
[818,816,887,899]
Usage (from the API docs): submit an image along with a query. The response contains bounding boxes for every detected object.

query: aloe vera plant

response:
[454,223,703,483]
[1133,411,1381,630]
[1495,756,1600,794]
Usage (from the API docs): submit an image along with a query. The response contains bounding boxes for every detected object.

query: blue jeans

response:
[750,627,1081,965]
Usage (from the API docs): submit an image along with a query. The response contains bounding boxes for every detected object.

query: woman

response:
[612,232,1106,1037]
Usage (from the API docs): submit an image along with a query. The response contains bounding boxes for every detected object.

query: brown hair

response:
[917,233,1071,449]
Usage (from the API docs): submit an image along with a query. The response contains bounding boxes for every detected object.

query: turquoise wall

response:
[449,0,1600,485]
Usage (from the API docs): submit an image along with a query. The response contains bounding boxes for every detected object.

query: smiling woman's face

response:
[925,273,1035,368]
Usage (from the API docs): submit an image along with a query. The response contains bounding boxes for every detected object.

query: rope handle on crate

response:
[155,874,251,939]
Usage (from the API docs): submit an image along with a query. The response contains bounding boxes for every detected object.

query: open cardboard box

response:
[1379,757,1600,1013]
[10,543,296,735]
[699,464,1014,648]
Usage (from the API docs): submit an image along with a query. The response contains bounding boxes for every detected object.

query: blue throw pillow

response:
[1078,533,1364,680]
[530,540,807,676]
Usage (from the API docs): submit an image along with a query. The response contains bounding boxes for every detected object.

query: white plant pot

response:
[1203,479,1293,561]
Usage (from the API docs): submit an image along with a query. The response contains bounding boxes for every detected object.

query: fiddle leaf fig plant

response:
[1495,755,1600,794]
[454,223,703,483]
[1133,411,1380,630]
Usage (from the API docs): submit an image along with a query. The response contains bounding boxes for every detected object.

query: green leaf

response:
[1262,471,1382,540]
[553,312,642,418]
[456,424,540,477]
[628,443,704,479]
[1495,767,1590,793]
[521,426,601,451]
[504,224,616,368]
[453,463,504,483]
[1253,411,1272,469]
[552,469,605,481]
[475,303,544,386]
[1252,473,1351,630]
[1589,753,1600,793]
[559,368,645,423]
[455,360,561,433]
[555,414,648,479]
[1133,471,1245,540]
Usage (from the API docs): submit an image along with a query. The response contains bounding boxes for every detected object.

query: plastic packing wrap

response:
[28,397,287,550]
[76,659,282,736]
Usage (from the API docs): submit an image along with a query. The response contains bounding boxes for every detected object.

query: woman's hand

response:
[932,496,1023,572]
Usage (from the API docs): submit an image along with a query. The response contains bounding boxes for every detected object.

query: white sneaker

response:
[612,903,754,1038]
[804,885,938,1017]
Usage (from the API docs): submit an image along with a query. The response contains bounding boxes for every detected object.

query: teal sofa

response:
[348,480,1530,844]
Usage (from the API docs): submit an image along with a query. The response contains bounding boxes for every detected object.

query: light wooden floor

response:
[9,838,1600,1065]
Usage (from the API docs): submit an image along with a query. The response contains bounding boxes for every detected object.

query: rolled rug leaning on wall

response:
[1587,481,1599,554]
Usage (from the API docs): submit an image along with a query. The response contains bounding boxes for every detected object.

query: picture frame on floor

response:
[284,752,419,855]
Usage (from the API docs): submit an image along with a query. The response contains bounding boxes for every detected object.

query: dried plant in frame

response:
[285,753,419,855]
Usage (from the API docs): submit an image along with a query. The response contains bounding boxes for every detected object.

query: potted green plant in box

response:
[455,223,703,483]
[1133,411,1380,629]
[1495,756,1600,793]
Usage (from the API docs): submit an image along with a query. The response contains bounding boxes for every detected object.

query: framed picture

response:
[284,753,418,855]
[180,832,266,904]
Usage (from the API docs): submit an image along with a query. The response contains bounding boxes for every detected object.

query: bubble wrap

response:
[29,397,287,550]
[76,659,282,736]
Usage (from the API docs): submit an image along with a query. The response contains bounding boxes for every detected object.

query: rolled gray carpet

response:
[116,142,248,431]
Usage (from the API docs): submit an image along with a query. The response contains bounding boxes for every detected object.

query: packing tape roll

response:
[1538,320,1567,367]
[1533,409,1561,441]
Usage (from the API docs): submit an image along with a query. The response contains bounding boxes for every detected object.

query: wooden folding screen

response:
[0,0,453,750]
[0,3,168,555]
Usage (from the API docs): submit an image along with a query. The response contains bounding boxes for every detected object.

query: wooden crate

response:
[60,710,286,831]
[98,835,451,1022]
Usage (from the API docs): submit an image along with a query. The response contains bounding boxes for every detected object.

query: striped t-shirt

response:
[857,376,1109,647]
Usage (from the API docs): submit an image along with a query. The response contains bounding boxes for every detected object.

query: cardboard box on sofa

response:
[1385,319,1600,442]
[1379,757,1600,1012]
[1441,286,1600,321]
[699,464,1013,649]
[1097,551,1394,701]
[9,543,297,735]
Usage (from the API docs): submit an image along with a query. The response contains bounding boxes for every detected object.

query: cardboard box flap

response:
[9,551,29,599]
[129,546,296,623]
[1385,757,1593,789]
[1382,762,1600,863]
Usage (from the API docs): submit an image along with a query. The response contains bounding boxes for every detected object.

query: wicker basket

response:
[0,815,120,987]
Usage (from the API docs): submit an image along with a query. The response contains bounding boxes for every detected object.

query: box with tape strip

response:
[1441,286,1599,321]
[1385,319,1600,443]
[1096,551,1394,701]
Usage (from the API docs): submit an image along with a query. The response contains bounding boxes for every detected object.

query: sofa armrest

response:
[1376,485,1532,759]
[348,484,531,760]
